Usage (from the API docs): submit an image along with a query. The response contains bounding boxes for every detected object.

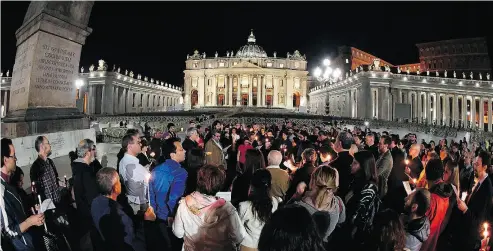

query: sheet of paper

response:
[40,199,56,213]
[216,192,231,202]
[403,181,414,196]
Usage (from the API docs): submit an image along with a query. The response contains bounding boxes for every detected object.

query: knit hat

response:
[425,158,444,181]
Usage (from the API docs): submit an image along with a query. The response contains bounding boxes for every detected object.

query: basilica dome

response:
[236,30,268,58]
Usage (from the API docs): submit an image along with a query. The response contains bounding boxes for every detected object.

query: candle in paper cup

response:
[206,152,212,156]
[412,178,417,184]
[150,152,155,158]
[405,159,409,165]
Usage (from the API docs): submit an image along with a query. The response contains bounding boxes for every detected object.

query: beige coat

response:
[204,139,226,168]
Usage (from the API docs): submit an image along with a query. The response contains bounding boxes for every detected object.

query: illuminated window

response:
[267,62,272,67]
[280,63,284,68]
[233,62,238,65]
[219,62,224,67]
[208,63,212,68]
[193,63,198,68]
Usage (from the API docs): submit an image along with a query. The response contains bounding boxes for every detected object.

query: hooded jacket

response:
[420,181,454,251]
[295,191,346,241]
[402,215,430,251]
[172,192,245,251]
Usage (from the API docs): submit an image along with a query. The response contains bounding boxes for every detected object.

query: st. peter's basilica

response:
[183,30,309,110]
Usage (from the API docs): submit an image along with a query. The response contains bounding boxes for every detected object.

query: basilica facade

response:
[183,30,309,110]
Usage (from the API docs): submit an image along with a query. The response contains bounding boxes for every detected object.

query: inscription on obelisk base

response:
[2,1,94,138]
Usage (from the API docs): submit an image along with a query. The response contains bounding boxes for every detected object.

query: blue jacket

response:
[150,159,188,220]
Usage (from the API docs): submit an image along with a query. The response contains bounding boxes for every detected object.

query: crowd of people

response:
[1,119,493,251]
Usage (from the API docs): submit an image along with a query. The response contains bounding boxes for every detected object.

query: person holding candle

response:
[119,133,151,216]
[454,151,493,251]
[1,138,46,251]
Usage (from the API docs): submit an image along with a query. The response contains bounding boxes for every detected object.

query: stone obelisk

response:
[2,1,94,138]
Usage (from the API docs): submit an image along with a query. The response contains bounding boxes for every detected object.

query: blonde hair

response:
[309,166,338,208]
[445,161,460,192]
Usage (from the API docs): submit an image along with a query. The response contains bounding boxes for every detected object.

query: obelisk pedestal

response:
[2,2,94,138]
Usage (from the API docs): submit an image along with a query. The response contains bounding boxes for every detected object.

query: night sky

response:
[2,1,493,87]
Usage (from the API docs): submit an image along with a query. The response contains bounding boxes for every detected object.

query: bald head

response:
[267,150,282,166]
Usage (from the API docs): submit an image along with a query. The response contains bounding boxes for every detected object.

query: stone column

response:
[121,88,127,114]
[488,98,492,132]
[101,85,106,114]
[286,76,293,109]
[479,97,485,129]
[87,85,94,114]
[445,94,451,126]
[199,75,205,107]
[436,93,441,125]
[257,76,262,107]
[212,75,217,106]
[273,76,278,107]
[471,97,476,128]
[228,75,233,106]
[425,93,429,123]
[461,95,467,127]
[452,94,458,127]
[248,75,253,106]
[236,75,241,106]
[224,75,228,106]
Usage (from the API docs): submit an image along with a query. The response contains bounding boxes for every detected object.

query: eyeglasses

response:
[6,155,17,161]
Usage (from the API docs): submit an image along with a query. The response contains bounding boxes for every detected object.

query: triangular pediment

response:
[229,61,262,69]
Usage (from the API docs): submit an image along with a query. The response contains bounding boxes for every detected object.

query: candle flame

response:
[405,159,409,165]
[150,152,155,157]
[484,222,489,230]
[412,178,417,184]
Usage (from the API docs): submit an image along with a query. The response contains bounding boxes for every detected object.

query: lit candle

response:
[150,152,155,158]
[38,195,48,232]
[412,178,417,184]
[181,127,184,132]
[64,175,68,187]
[461,192,468,201]
[405,159,410,166]
[266,139,269,143]
[146,173,151,205]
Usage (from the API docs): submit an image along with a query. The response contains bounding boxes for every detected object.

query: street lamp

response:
[313,58,342,84]
[75,79,84,99]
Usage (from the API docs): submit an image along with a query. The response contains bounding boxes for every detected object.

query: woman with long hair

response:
[368,209,406,251]
[295,165,345,243]
[443,161,460,194]
[340,150,379,248]
[231,149,266,208]
[239,169,278,251]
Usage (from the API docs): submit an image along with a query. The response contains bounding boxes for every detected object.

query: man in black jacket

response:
[182,127,203,195]
[331,131,355,199]
[456,151,493,251]
[364,132,380,160]
[72,138,99,251]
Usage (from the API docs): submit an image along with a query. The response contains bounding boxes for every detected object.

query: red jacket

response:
[420,181,454,251]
